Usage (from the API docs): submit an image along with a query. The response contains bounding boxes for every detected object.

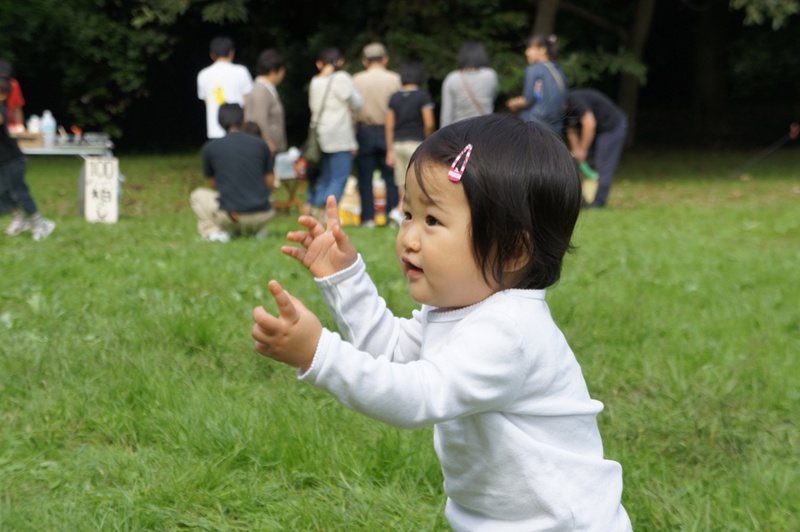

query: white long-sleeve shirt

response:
[300,257,632,531]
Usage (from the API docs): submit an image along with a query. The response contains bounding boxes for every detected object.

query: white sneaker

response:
[4,214,32,236]
[205,231,230,243]
[31,218,56,241]
[388,208,405,227]
[360,220,376,229]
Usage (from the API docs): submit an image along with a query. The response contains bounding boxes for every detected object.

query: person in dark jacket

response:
[564,88,628,207]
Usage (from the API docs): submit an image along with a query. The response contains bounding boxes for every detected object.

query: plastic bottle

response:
[338,176,361,226]
[372,170,387,226]
[27,115,41,134]
[41,110,57,149]
[578,161,599,180]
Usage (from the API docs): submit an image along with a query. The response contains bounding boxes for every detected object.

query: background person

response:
[197,36,253,139]
[306,47,362,219]
[0,59,26,217]
[244,48,287,155]
[189,103,275,242]
[251,114,631,531]
[0,59,25,130]
[385,60,436,226]
[353,42,402,228]
[439,41,498,128]
[506,34,568,136]
[564,88,628,207]
[0,77,56,241]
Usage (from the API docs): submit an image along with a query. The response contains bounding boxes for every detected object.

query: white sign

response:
[84,157,119,223]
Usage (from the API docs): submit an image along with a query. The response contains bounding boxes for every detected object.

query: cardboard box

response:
[12,132,43,148]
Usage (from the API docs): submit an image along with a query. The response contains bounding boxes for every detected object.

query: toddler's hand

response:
[282,195,358,278]
[252,280,322,372]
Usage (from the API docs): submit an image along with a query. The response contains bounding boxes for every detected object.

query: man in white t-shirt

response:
[197,36,253,139]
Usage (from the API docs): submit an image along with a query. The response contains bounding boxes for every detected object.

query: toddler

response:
[251,114,632,530]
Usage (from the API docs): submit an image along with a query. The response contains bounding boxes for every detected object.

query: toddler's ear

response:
[504,231,533,273]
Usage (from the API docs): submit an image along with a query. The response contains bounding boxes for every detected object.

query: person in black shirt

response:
[189,103,275,242]
[564,88,628,207]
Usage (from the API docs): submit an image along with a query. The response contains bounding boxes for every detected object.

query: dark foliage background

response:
[1,0,798,153]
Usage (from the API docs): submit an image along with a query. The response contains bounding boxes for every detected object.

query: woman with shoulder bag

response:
[305,47,362,219]
[506,34,568,136]
[439,41,498,128]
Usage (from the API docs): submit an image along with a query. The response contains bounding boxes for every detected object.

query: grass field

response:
[1,148,798,530]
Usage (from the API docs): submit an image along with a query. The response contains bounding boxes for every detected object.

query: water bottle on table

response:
[41,110,57,149]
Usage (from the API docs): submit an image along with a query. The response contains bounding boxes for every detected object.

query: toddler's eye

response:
[425,215,439,226]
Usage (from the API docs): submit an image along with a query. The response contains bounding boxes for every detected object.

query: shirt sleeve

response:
[315,256,422,364]
[244,85,269,140]
[439,73,455,127]
[197,71,206,100]
[241,67,254,96]
[201,143,214,177]
[9,80,24,109]
[300,307,528,429]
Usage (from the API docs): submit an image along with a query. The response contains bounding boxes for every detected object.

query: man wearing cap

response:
[353,42,402,227]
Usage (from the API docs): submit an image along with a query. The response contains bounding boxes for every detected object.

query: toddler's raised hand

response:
[282,195,358,278]
[252,280,322,372]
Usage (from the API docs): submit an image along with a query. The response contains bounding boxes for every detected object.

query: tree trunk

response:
[692,0,729,141]
[533,0,560,35]
[617,0,657,147]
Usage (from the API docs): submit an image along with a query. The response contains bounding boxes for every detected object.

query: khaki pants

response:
[190,187,275,237]
[393,140,421,187]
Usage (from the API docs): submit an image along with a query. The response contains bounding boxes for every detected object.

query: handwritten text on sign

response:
[84,157,119,223]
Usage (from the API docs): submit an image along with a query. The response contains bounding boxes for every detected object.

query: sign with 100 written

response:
[84,157,119,223]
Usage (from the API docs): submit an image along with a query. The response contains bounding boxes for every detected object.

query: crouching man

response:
[190,103,275,242]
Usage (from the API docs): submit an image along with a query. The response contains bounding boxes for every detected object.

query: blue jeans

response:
[0,157,38,215]
[356,125,398,222]
[310,150,352,207]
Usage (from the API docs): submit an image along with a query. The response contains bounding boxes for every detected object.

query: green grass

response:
[1,148,798,530]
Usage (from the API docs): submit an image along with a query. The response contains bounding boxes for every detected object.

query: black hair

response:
[527,34,560,61]
[400,61,425,86]
[243,121,261,137]
[218,103,244,131]
[210,36,235,58]
[457,40,490,69]
[318,47,343,68]
[410,113,581,290]
[256,49,285,76]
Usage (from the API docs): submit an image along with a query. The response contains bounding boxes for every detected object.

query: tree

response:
[2,0,796,149]
[0,0,176,136]
[730,0,800,28]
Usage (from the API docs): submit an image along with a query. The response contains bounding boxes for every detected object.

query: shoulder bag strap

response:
[459,71,486,115]
[311,73,336,127]
[542,61,565,92]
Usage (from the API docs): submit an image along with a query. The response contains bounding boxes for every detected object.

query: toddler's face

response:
[395,162,498,310]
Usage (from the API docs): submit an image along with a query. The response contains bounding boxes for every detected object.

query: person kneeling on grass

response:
[0,77,56,241]
[190,103,275,243]
[250,114,632,530]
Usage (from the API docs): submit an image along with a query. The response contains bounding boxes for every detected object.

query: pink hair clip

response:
[448,143,473,182]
